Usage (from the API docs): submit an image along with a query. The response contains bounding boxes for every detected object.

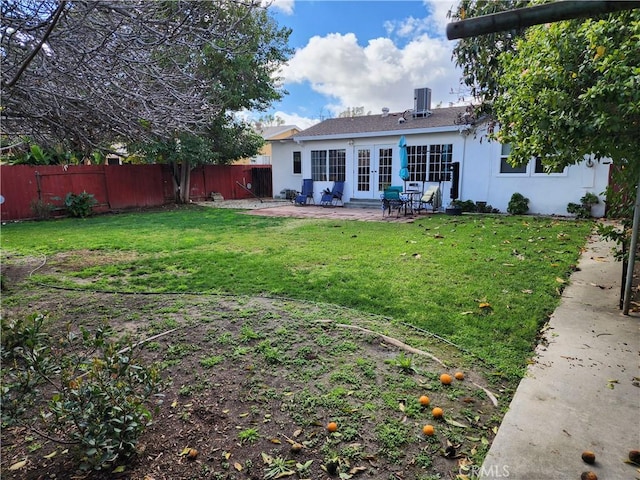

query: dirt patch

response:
[0,256,509,480]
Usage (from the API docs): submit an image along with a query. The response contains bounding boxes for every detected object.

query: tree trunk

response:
[179,159,191,204]
[171,161,180,202]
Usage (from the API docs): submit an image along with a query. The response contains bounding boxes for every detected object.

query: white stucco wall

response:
[271,130,610,217]
[270,140,304,199]
[460,135,609,217]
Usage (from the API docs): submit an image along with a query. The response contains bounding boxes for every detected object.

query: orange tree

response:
[492,9,639,176]
[450,2,639,173]
[450,2,639,248]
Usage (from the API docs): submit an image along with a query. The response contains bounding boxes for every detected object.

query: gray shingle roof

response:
[293,106,470,140]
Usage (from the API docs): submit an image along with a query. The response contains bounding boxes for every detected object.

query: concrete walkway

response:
[480,231,639,479]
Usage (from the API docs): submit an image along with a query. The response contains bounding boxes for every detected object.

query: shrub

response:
[580,192,599,206]
[475,201,499,213]
[507,193,529,215]
[65,191,97,218]
[567,192,599,219]
[567,203,589,218]
[451,199,476,212]
[30,198,54,220]
[1,314,163,471]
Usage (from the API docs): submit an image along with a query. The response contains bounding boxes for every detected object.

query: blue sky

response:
[255,0,466,128]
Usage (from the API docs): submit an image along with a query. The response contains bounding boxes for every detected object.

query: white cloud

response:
[267,0,294,15]
[267,0,468,128]
[425,0,457,33]
[271,111,320,130]
[237,108,319,130]
[279,31,463,117]
[384,16,431,38]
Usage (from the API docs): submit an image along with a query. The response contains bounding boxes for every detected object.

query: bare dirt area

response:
[2,254,506,480]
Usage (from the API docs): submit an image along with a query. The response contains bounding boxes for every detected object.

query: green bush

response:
[450,200,499,214]
[567,192,599,219]
[1,314,162,471]
[451,199,477,212]
[64,191,97,218]
[580,192,599,206]
[566,202,585,218]
[477,202,499,214]
[507,192,529,215]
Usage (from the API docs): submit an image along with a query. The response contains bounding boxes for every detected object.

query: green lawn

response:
[1,206,594,379]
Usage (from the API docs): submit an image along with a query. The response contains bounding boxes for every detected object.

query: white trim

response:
[531,171,568,177]
[294,125,460,142]
[496,159,530,177]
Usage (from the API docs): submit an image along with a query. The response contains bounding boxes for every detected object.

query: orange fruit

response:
[187,448,198,459]
[432,407,444,419]
[581,451,596,464]
[327,421,338,432]
[454,371,465,381]
[419,395,430,406]
[440,373,453,385]
[422,424,435,436]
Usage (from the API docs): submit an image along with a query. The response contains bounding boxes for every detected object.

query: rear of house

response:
[270,89,609,217]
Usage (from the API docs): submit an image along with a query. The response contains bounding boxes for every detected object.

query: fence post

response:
[35,171,42,201]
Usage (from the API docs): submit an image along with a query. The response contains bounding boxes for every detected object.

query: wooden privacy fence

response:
[0,164,272,221]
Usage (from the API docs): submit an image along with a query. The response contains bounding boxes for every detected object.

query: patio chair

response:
[320,181,345,207]
[294,179,314,205]
[418,185,440,212]
[381,186,405,217]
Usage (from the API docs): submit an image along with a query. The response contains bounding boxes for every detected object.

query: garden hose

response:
[26,254,476,361]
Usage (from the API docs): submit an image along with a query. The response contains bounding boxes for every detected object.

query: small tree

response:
[1,314,162,471]
[450,2,639,266]
[130,118,264,203]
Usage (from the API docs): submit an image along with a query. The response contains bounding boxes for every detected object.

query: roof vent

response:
[398,117,406,124]
[381,107,389,117]
[413,87,432,118]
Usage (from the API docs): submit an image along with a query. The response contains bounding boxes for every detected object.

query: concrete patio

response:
[198,199,428,223]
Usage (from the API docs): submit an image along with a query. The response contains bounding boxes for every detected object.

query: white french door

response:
[353,145,394,199]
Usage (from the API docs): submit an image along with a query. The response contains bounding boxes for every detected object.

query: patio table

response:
[401,191,421,215]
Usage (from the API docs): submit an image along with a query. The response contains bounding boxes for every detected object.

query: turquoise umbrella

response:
[399,135,410,181]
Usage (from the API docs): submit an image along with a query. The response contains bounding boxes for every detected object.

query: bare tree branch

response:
[3,0,67,89]
[1,0,290,153]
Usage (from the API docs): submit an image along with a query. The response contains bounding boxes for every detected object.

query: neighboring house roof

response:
[293,106,472,141]
[258,125,301,140]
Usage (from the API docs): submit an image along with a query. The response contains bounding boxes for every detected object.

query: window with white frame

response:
[356,149,371,192]
[378,148,393,191]
[328,149,346,181]
[499,144,527,174]
[293,151,301,174]
[407,145,428,182]
[311,150,327,181]
[428,144,453,182]
[407,144,453,182]
[534,157,566,175]
[311,149,346,181]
